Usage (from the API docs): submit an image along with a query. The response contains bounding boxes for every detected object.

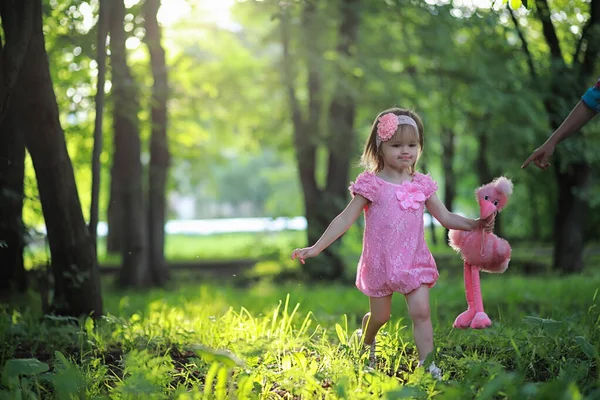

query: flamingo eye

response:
[494,200,499,206]
[484,195,490,200]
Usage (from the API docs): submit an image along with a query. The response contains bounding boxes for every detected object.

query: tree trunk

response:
[17,0,102,316]
[0,0,34,126]
[89,0,110,252]
[144,0,170,286]
[441,127,455,240]
[420,162,437,245]
[0,0,31,295]
[280,1,360,280]
[0,85,27,294]
[474,128,505,236]
[309,0,360,280]
[513,0,600,266]
[527,180,542,240]
[532,0,599,273]
[552,162,590,272]
[106,185,122,254]
[110,0,149,287]
[304,197,345,279]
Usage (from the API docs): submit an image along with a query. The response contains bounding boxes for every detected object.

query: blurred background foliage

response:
[18,0,600,271]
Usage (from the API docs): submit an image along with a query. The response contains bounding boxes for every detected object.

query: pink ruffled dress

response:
[349,171,439,297]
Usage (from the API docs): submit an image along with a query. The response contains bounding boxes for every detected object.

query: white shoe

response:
[419,360,442,381]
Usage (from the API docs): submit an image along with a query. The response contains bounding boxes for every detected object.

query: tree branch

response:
[302,1,320,140]
[509,8,537,79]
[280,6,304,140]
[534,0,564,65]
[326,0,359,193]
[280,4,318,199]
[580,0,600,78]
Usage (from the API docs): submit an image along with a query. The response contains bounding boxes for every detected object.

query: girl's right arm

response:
[291,195,369,264]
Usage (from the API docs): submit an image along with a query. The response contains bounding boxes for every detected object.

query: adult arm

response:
[522,81,599,169]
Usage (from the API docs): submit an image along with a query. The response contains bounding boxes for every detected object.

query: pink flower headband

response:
[376,113,419,147]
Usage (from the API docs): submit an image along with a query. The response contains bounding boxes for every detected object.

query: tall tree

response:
[517,0,600,272]
[0,80,27,295]
[0,0,34,295]
[109,0,149,287]
[144,0,170,285]
[90,0,110,252]
[281,0,360,280]
[7,0,102,315]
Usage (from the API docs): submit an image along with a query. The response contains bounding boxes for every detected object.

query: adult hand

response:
[521,141,555,170]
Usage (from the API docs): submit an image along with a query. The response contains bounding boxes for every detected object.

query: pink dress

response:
[349,171,439,297]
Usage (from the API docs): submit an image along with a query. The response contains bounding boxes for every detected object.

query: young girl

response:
[291,107,494,379]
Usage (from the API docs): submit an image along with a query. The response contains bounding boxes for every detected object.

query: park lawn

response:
[93,226,556,270]
[99,231,305,266]
[25,225,565,276]
[22,231,306,270]
[1,269,599,399]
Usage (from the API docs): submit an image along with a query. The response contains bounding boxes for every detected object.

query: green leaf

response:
[478,373,513,400]
[574,336,596,359]
[386,386,427,399]
[189,345,245,368]
[84,316,94,336]
[203,362,220,398]
[523,316,563,336]
[335,323,347,344]
[292,352,307,369]
[509,0,522,9]
[281,354,292,370]
[2,358,49,386]
[43,351,84,400]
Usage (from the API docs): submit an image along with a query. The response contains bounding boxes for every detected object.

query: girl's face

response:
[380,128,420,172]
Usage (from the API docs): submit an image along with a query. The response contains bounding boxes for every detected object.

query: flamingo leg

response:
[469,265,492,329]
[453,262,476,329]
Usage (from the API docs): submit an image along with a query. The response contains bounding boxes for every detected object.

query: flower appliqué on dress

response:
[396,183,426,210]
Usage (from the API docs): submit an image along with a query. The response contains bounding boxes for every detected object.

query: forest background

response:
[1,0,600,397]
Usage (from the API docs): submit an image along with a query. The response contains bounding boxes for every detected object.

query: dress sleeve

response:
[417,173,438,199]
[349,172,379,202]
[581,79,600,113]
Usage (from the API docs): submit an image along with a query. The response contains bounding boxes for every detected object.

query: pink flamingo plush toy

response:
[448,177,513,329]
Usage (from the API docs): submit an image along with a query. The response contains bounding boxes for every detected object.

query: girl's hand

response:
[291,246,320,264]
[477,213,496,233]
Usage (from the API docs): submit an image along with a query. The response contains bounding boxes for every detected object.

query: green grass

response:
[1,270,600,399]
[98,231,304,265]
[22,226,585,276]
[24,231,306,269]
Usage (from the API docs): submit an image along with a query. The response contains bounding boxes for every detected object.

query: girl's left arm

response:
[425,193,481,231]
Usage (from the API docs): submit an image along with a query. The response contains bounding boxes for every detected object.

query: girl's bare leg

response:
[405,285,433,361]
[361,294,392,344]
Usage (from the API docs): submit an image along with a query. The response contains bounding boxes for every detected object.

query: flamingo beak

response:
[479,199,496,219]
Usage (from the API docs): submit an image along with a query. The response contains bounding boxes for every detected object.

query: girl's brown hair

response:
[360,107,424,173]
